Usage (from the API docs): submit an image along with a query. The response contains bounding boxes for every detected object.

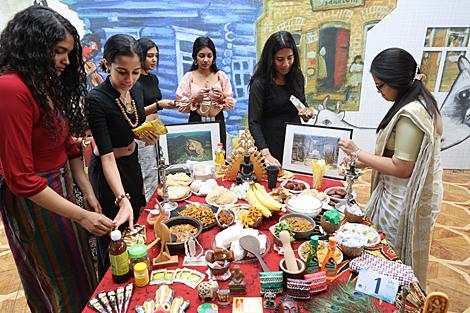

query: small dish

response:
[147,209,170,226]
[337,223,380,247]
[298,241,343,264]
[324,186,356,203]
[280,179,310,193]
[279,213,315,240]
[320,215,341,235]
[344,207,365,223]
[249,216,263,228]
[216,208,235,229]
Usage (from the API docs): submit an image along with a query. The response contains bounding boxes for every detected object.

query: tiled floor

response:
[0,169,469,312]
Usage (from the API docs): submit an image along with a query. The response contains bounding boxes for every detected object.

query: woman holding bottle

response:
[176,36,236,149]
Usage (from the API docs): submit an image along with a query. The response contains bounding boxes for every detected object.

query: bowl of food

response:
[206,187,237,207]
[339,244,364,258]
[286,194,323,218]
[279,213,315,240]
[320,209,342,235]
[344,205,364,223]
[216,208,235,229]
[147,209,170,227]
[162,216,203,253]
[324,187,356,203]
[280,179,310,193]
[272,221,295,247]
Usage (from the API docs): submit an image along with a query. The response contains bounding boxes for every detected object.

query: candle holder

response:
[155,143,177,211]
[344,152,363,207]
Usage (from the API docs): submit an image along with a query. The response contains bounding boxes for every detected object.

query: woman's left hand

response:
[299,112,312,122]
[141,130,160,146]
[338,138,359,155]
[82,192,102,214]
[211,86,224,102]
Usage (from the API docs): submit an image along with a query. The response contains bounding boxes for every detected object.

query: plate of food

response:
[190,179,219,197]
[280,179,310,194]
[166,173,191,187]
[278,169,295,181]
[171,203,217,230]
[337,223,381,247]
[269,186,291,204]
[205,186,238,208]
[157,186,192,202]
[324,186,356,203]
[298,240,343,265]
[300,189,330,205]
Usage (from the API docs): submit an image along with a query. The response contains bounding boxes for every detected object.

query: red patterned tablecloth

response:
[83,174,398,312]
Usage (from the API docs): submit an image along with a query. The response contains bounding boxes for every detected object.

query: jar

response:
[133,262,149,287]
[128,244,149,274]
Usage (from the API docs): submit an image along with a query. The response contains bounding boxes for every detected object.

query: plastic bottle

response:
[305,235,319,274]
[214,143,225,176]
[108,230,131,284]
[133,262,149,287]
[320,236,337,281]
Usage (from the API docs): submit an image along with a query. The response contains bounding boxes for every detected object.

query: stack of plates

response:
[285,194,323,218]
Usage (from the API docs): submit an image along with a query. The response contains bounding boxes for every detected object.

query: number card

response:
[355,267,400,304]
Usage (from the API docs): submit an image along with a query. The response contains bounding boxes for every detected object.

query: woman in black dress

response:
[248,31,312,167]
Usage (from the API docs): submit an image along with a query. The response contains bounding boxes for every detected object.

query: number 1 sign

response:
[355,267,400,304]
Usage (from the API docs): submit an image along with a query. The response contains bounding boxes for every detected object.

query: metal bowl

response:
[279,213,316,240]
[161,216,203,253]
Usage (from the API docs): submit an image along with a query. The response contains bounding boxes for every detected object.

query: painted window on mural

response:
[421,27,470,93]
[232,58,254,100]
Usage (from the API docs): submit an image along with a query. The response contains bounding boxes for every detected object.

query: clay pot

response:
[339,244,364,258]
[279,258,305,291]
[320,215,341,235]
[344,208,364,223]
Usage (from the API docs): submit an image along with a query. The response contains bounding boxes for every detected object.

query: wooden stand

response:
[152,200,179,269]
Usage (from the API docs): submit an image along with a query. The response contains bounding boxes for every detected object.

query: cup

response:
[217,289,230,307]
[266,166,280,189]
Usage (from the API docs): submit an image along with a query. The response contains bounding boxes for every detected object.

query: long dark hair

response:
[371,48,439,132]
[99,34,142,72]
[189,37,219,73]
[249,31,303,98]
[137,38,159,72]
[0,5,88,139]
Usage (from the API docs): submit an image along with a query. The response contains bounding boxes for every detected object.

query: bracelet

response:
[114,193,131,206]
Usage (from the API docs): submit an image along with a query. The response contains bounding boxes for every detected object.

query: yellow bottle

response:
[214,143,225,176]
[133,262,149,287]
[320,236,337,281]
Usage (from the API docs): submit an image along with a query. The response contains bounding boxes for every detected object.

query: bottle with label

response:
[214,143,225,176]
[133,262,149,287]
[305,235,319,274]
[320,236,337,281]
[108,230,131,284]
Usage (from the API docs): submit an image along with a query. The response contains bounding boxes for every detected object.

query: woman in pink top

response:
[176,36,236,149]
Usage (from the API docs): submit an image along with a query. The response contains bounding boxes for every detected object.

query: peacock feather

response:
[305,279,390,313]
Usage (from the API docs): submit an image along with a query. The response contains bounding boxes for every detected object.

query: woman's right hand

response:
[80,211,115,236]
[113,198,134,231]
[158,99,176,109]
[192,88,210,103]
[264,154,282,167]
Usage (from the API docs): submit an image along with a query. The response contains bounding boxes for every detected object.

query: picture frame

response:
[281,123,353,180]
[158,121,221,166]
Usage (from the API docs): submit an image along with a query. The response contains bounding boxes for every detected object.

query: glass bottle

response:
[214,143,225,176]
[305,235,319,274]
[320,236,337,281]
[108,230,131,284]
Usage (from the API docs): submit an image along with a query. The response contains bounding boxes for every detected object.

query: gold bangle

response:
[114,193,131,206]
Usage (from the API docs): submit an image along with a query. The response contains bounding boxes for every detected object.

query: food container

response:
[324,187,356,203]
[279,213,315,240]
[339,244,364,258]
[133,262,149,287]
[162,217,203,253]
[320,215,341,235]
[279,258,306,291]
[208,261,232,276]
[147,209,170,227]
[128,244,149,273]
[344,207,364,223]
[216,209,235,229]
[280,179,310,194]
[249,216,263,228]
[286,195,322,218]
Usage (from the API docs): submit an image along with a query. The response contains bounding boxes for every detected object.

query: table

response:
[83,174,399,312]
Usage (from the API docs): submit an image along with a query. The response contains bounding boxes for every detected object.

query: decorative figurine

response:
[236,154,258,185]
[198,280,219,302]
[182,231,205,266]
[263,292,277,310]
[152,200,179,268]
[275,295,301,313]
[228,265,247,295]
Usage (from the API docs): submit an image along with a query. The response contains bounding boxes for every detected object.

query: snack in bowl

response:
[278,169,294,180]
[320,209,341,234]
[157,186,191,200]
[269,186,291,204]
[169,224,198,242]
[177,203,216,227]
[166,173,191,186]
[281,179,309,193]
[283,217,313,232]
[286,194,322,218]
[206,186,236,206]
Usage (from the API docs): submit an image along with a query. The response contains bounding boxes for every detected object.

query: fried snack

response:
[166,173,191,186]
[178,204,215,227]
[269,186,291,204]
[284,217,313,232]
[169,224,198,242]
[239,207,262,228]
[157,186,191,200]
[301,241,342,264]
[278,170,295,180]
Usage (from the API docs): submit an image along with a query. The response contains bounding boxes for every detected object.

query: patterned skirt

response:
[0,163,97,313]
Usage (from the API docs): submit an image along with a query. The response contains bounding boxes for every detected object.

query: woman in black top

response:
[87,34,160,280]
[136,38,176,202]
[248,31,312,166]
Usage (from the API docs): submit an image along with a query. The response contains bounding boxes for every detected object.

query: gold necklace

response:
[119,91,135,114]
[115,97,139,128]
[196,70,211,87]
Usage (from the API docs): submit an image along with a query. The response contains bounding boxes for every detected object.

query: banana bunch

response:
[246,183,287,218]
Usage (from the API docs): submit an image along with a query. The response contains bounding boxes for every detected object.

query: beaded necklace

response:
[115,96,139,128]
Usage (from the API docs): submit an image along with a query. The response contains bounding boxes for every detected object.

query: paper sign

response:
[356,267,400,304]
[232,297,263,313]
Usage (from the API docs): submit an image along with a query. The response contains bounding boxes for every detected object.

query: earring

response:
[193,60,197,66]
[106,67,110,73]
[212,60,215,65]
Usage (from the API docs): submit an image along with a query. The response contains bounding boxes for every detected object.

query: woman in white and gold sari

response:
[338,48,443,288]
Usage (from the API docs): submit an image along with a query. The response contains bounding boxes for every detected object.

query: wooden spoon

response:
[239,236,270,272]
[279,230,299,272]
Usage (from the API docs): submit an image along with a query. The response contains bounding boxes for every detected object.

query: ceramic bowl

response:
[216,208,235,229]
[279,213,316,240]
[324,186,356,203]
[285,195,323,218]
[320,215,341,235]
[161,216,203,253]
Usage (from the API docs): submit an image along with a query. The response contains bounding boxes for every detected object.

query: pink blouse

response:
[175,71,236,115]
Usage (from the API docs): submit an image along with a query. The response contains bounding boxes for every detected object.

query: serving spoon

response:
[239,236,270,272]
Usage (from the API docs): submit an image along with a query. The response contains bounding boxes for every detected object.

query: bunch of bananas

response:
[246,183,287,218]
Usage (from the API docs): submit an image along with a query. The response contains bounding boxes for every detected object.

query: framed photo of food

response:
[282,123,353,180]
[158,121,221,166]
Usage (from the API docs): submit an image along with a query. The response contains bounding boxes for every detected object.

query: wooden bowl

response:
[339,244,364,258]
[208,261,231,276]
[216,209,235,229]
[161,216,203,253]
[344,208,364,223]
[320,215,341,235]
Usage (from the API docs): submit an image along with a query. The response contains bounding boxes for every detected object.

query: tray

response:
[171,203,218,231]
[211,230,271,264]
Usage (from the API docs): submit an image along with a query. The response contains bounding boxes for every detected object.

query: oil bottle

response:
[108,230,131,283]
[214,143,225,176]
[305,235,319,274]
[320,236,337,281]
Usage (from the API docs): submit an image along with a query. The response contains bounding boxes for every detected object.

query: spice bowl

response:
[216,209,235,229]
[279,213,315,240]
[320,215,341,235]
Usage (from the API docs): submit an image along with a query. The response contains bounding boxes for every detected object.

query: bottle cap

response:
[310,235,319,245]
[110,230,121,241]
[328,236,337,247]
[129,244,148,259]
[218,143,223,146]
[134,262,147,273]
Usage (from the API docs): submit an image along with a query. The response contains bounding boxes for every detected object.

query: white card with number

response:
[355,267,400,304]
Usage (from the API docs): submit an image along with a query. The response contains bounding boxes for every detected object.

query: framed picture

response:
[281,123,353,180]
[159,121,221,166]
